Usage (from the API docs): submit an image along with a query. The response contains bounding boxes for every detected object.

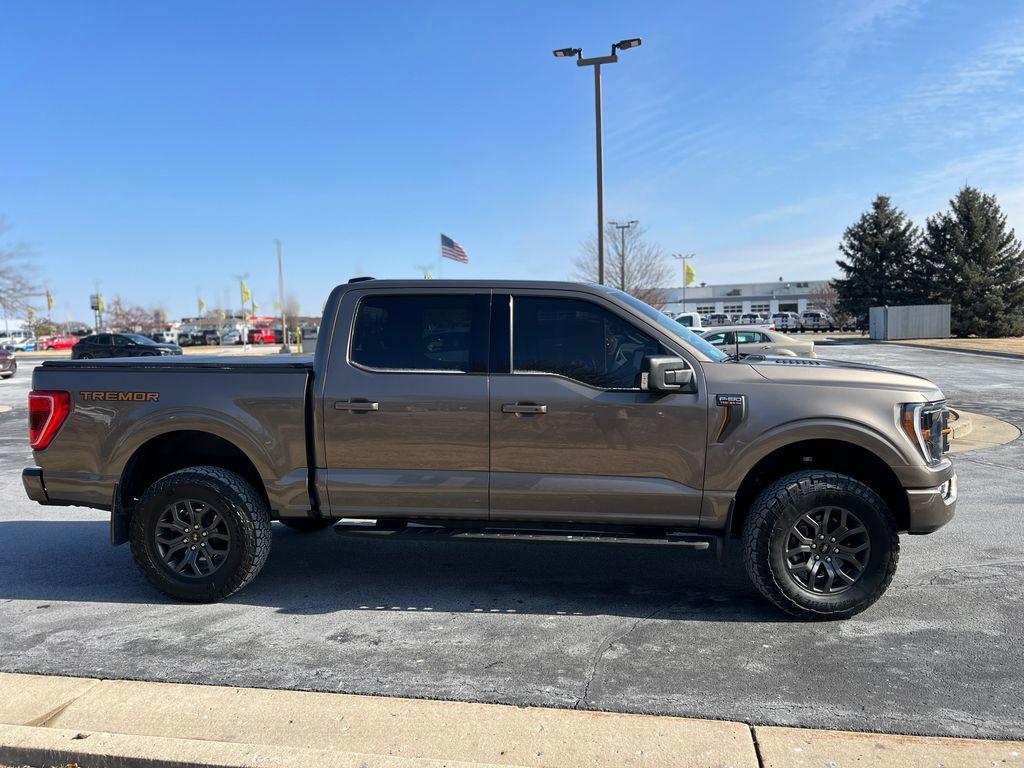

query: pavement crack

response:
[573,600,678,711]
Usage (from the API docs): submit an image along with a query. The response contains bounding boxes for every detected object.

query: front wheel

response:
[130,466,272,602]
[742,470,899,620]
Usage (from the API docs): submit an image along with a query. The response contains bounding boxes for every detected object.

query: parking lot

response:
[0,342,1021,741]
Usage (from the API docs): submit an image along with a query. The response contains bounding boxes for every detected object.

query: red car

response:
[247,326,276,344]
[40,335,78,350]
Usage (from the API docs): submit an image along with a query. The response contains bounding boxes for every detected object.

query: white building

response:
[661,278,832,317]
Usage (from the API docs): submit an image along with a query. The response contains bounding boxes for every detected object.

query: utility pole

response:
[234,273,250,350]
[275,240,289,354]
[673,253,696,312]
[610,220,638,290]
[554,38,642,285]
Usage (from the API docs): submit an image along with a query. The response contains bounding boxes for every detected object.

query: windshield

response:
[605,288,729,362]
[125,334,158,345]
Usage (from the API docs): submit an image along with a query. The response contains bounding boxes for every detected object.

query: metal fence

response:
[869,304,951,340]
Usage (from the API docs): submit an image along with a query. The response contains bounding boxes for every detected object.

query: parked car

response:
[670,312,703,330]
[705,313,732,326]
[738,313,764,325]
[0,348,16,379]
[700,326,816,358]
[195,329,221,346]
[40,335,78,351]
[770,312,803,332]
[12,337,37,352]
[23,278,955,620]
[220,329,242,345]
[800,310,836,332]
[151,330,179,345]
[71,333,183,359]
[247,326,276,344]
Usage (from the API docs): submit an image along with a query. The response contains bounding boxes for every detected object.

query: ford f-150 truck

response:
[22,279,956,619]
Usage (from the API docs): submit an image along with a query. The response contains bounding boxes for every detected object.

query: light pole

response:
[609,219,638,289]
[233,273,250,350]
[673,253,695,311]
[274,240,289,354]
[554,38,642,286]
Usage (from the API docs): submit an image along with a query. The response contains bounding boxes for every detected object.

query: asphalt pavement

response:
[0,343,1021,740]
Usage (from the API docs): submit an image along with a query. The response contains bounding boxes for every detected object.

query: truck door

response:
[319,288,491,519]
[489,291,707,526]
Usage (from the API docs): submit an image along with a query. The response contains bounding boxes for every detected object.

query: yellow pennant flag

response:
[46,290,54,311]
[198,297,206,314]
[241,282,252,303]
[684,260,697,287]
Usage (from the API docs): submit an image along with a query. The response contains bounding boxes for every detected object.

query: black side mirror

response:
[642,355,694,392]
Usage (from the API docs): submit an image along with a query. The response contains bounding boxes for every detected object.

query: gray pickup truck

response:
[23,279,956,619]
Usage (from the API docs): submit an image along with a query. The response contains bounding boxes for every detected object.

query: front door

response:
[489,292,708,527]
[320,289,491,519]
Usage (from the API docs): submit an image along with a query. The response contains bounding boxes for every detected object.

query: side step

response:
[332,520,714,550]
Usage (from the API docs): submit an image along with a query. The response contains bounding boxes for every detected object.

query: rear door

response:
[319,288,491,519]
[489,291,708,526]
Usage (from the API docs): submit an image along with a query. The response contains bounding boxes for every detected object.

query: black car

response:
[71,333,183,359]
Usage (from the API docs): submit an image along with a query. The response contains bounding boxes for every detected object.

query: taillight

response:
[29,390,71,450]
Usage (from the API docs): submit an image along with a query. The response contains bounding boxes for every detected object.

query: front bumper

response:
[906,472,957,534]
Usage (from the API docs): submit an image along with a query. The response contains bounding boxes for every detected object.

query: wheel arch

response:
[729,438,910,538]
[118,430,269,513]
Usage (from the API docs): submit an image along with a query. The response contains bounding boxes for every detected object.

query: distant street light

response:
[554,38,642,285]
[274,240,289,354]
[610,220,638,289]
[673,253,696,310]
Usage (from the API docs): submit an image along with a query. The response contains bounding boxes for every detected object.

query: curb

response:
[885,340,1024,361]
[1,673,1022,768]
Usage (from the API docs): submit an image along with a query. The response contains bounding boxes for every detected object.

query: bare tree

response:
[107,297,160,331]
[283,293,302,318]
[573,221,672,308]
[0,217,38,323]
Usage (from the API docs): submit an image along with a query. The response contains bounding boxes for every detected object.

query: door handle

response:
[501,403,547,415]
[335,400,379,412]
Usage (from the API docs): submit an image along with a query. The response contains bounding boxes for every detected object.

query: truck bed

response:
[40,354,314,372]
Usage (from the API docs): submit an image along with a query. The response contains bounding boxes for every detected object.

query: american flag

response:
[440,234,469,264]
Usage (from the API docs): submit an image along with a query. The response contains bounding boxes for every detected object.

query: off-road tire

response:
[130,466,271,602]
[742,470,899,620]
[278,517,334,532]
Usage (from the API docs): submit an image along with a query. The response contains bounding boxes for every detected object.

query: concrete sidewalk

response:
[0,673,1019,768]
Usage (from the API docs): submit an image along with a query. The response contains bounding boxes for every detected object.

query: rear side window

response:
[512,297,660,389]
[350,294,486,373]
[94,335,110,345]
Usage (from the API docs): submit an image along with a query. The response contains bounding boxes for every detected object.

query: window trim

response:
[506,294,672,393]
[346,292,490,375]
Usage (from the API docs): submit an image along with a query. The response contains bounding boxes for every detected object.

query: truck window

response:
[512,297,659,390]
[350,294,479,373]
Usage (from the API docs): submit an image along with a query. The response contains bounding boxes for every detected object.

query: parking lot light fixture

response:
[555,38,642,286]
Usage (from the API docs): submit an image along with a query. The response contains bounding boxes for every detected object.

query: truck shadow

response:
[0,520,786,623]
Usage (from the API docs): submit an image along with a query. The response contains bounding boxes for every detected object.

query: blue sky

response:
[3,0,1024,322]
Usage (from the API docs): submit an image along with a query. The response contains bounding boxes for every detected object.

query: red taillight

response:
[29,390,71,450]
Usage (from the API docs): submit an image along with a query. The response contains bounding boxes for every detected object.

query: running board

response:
[332,520,714,549]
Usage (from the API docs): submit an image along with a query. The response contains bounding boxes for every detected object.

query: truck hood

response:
[746,355,945,399]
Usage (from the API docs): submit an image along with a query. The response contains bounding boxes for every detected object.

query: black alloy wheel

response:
[154,499,232,578]
[782,505,870,594]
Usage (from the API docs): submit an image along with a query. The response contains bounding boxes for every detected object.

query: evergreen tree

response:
[834,195,924,320]
[922,186,1024,337]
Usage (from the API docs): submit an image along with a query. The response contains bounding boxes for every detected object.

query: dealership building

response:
[661,278,832,317]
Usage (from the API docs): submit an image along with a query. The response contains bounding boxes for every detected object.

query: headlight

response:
[900,402,949,465]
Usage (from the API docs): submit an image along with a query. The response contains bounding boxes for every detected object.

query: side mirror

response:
[642,355,694,392]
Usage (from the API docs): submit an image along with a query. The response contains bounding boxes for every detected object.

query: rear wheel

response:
[78,353,93,359]
[130,466,271,602]
[278,517,334,532]
[742,470,899,620]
